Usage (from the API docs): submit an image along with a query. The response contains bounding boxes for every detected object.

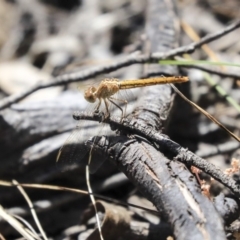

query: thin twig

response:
[11,214,40,239]
[12,180,48,240]
[0,205,36,240]
[86,150,104,240]
[0,20,240,110]
[0,180,159,215]
[0,233,6,240]
[170,84,240,142]
[181,64,240,79]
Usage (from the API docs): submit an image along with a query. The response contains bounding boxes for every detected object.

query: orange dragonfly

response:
[57,76,189,172]
[83,76,188,118]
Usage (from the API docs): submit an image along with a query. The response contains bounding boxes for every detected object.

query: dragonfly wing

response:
[57,120,109,173]
[57,123,88,171]
[85,135,110,174]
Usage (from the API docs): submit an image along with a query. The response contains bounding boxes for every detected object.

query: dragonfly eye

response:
[84,86,97,103]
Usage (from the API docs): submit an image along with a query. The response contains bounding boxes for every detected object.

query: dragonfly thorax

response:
[84,79,120,103]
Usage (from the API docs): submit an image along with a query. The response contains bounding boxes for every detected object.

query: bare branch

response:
[180,65,240,79]
[0,20,240,110]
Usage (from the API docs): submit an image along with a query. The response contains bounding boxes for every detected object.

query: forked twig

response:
[72,111,240,197]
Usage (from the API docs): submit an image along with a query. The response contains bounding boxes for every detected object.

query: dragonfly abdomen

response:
[119,76,189,89]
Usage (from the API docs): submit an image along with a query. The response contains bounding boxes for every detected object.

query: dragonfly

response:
[57,76,189,172]
[83,76,188,118]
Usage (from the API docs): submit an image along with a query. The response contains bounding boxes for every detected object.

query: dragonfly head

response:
[84,86,97,103]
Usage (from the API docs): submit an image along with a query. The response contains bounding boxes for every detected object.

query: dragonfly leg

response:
[108,98,126,121]
[103,99,110,119]
[109,97,127,121]
[95,98,102,112]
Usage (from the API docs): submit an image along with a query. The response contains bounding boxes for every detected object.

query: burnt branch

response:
[213,193,239,225]
[86,135,226,240]
[73,111,240,198]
